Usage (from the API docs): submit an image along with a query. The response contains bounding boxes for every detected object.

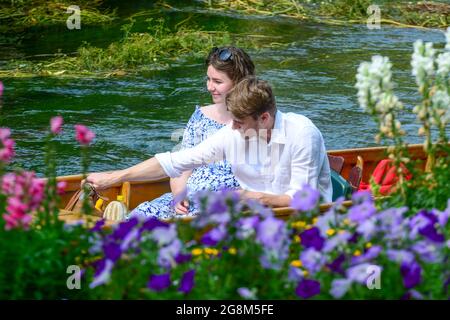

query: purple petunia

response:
[351,245,382,265]
[256,216,286,249]
[237,287,256,300]
[201,224,226,246]
[348,201,377,223]
[178,269,195,294]
[299,227,325,251]
[90,259,114,289]
[103,242,122,262]
[295,279,321,299]
[291,184,320,212]
[141,217,169,232]
[300,248,327,275]
[111,217,139,241]
[327,254,346,275]
[147,273,171,292]
[400,260,422,289]
[330,278,352,299]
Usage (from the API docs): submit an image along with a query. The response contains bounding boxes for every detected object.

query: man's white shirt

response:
[156,110,332,203]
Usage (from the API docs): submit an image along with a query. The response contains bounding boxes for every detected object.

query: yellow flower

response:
[204,248,213,255]
[293,235,301,243]
[303,270,309,277]
[326,228,336,236]
[191,248,203,256]
[353,250,362,257]
[365,242,372,249]
[228,247,237,255]
[292,221,307,229]
[312,217,318,225]
[305,225,313,230]
[290,260,303,268]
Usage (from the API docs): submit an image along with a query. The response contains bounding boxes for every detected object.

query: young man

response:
[84,77,332,207]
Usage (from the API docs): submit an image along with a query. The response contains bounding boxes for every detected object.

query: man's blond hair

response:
[226,76,276,119]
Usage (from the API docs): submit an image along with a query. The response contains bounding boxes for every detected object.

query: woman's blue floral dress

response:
[128,106,240,219]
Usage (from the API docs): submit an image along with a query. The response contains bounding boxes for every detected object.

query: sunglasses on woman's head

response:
[211,47,233,61]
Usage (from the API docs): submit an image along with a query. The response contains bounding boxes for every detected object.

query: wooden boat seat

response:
[328,154,345,174]
[348,155,364,192]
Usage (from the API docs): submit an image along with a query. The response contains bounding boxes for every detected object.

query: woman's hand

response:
[174,199,189,215]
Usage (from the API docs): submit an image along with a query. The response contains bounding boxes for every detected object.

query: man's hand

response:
[174,199,189,215]
[82,171,123,190]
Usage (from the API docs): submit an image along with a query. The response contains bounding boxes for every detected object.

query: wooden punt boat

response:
[56,143,432,224]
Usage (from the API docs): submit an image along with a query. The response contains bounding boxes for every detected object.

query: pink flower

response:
[2,173,15,193]
[6,197,28,216]
[57,181,67,195]
[0,138,15,163]
[3,213,19,230]
[0,128,10,140]
[50,116,63,134]
[1,171,45,230]
[75,124,95,145]
[0,81,3,97]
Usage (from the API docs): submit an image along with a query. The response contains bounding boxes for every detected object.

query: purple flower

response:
[103,242,122,262]
[348,201,376,223]
[330,278,352,298]
[158,239,182,268]
[256,216,286,248]
[409,210,444,243]
[386,249,415,264]
[147,273,171,292]
[152,224,177,246]
[178,269,195,294]
[175,253,192,264]
[141,217,169,232]
[90,259,114,289]
[236,216,259,240]
[90,219,105,232]
[300,248,326,275]
[201,225,226,246]
[295,279,321,299]
[346,263,372,284]
[411,241,442,263]
[327,254,346,275]
[323,231,351,253]
[356,218,377,241]
[237,287,256,300]
[299,227,325,251]
[291,184,320,212]
[419,223,445,243]
[400,260,422,289]
[351,245,382,265]
[111,217,139,241]
[352,190,373,204]
[288,266,304,282]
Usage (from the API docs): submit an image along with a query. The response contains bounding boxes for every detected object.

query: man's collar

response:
[270,110,286,144]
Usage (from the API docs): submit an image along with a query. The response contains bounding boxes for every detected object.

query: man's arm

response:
[84,157,167,190]
[238,190,292,207]
[85,126,229,190]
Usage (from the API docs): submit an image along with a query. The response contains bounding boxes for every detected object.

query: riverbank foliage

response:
[0,18,283,78]
[200,0,450,29]
[0,0,116,34]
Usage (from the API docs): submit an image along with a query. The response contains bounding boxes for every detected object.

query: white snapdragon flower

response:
[411,40,436,87]
[445,27,450,51]
[356,56,394,113]
[436,51,450,78]
[431,89,450,125]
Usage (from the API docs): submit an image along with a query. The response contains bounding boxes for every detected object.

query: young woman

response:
[128,46,255,219]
